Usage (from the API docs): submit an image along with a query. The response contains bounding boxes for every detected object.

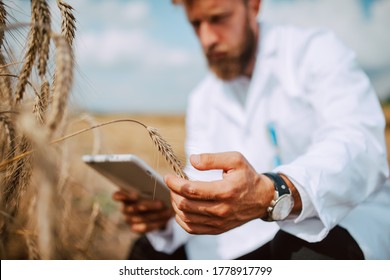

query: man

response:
[114,0,390,259]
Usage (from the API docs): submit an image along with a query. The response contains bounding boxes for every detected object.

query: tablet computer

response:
[82,154,171,206]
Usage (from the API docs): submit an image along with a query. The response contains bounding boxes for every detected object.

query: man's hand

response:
[165,152,275,235]
[112,189,174,234]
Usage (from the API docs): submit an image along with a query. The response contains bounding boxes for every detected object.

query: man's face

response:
[184,0,259,80]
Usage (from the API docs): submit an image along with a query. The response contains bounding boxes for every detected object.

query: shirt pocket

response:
[267,91,317,164]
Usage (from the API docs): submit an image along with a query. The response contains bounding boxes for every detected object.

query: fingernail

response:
[191,154,200,165]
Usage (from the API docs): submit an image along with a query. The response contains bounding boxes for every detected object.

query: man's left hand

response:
[164,152,275,235]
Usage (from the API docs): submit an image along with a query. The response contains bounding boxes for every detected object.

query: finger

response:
[170,191,228,217]
[112,189,139,202]
[171,197,224,228]
[125,208,173,224]
[190,152,248,171]
[174,215,221,235]
[130,220,169,234]
[165,174,231,201]
[122,199,166,214]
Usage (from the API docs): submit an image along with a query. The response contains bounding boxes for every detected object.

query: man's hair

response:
[172,0,249,5]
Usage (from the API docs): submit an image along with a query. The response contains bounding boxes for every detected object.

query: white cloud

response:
[77,29,147,66]
[64,0,151,27]
[76,28,196,69]
[122,1,150,23]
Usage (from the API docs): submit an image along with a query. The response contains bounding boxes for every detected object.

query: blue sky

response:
[7,0,390,113]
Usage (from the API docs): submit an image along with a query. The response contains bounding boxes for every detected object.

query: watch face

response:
[271,195,294,220]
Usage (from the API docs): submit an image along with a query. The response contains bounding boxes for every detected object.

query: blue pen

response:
[267,122,282,167]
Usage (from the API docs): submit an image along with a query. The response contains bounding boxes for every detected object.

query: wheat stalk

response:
[57,0,76,47]
[79,114,102,155]
[79,202,100,259]
[19,113,60,259]
[25,195,40,260]
[59,185,72,244]
[0,119,188,179]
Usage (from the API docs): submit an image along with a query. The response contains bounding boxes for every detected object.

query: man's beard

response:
[206,21,256,81]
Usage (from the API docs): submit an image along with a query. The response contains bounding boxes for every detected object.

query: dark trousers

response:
[128,226,364,260]
[128,236,271,260]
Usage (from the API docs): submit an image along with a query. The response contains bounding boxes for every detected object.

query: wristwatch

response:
[262,172,294,221]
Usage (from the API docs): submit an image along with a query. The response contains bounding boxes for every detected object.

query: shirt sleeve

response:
[274,30,389,242]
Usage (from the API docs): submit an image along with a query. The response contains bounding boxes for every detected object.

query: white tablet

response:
[82,154,171,206]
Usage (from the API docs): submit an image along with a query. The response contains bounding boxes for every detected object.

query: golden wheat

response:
[147,126,188,180]
[0,1,6,47]
[15,0,42,103]
[0,2,12,105]
[47,34,74,138]
[57,0,76,46]
[33,78,50,124]
[0,0,78,259]
[38,0,51,79]
[0,1,189,260]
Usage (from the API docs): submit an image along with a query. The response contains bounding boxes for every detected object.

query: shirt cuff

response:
[146,218,190,254]
[273,166,318,223]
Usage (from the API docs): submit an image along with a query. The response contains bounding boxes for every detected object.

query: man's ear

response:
[248,0,261,18]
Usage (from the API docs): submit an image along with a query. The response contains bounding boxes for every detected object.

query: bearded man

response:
[114,0,390,259]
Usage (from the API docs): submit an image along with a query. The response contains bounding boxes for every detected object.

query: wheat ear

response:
[47,34,74,138]
[15,0,43,103]
[0,1,6,47]
[147,127,188,180]
[2,136,32,218]
[57,1,76,46]
[33,78,50,124]
[0,53,13,105]
[38,0,51,78]
[0,2,13,105]
[0,113,16,160]
[1,73,39,97]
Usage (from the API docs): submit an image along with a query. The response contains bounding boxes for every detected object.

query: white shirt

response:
[147,22,390,260]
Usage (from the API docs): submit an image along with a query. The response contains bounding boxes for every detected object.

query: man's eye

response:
[191,20,200,29]
[209,14,228,24]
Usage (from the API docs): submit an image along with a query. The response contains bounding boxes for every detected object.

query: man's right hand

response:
[112,189,173,234]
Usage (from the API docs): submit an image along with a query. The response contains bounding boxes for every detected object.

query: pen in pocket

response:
[267,122,282,167]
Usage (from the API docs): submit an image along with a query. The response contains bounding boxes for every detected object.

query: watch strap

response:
[262,172,291,196]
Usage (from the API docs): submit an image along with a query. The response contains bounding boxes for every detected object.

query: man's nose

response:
[199,22,218,50]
